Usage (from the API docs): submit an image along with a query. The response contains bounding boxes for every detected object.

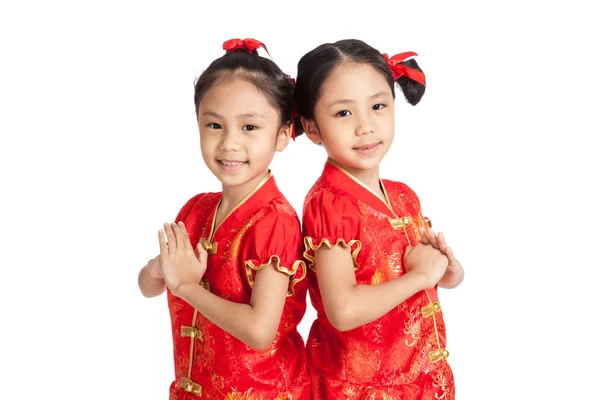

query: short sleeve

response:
[173,193,204,223]
[302,189,362,271]
[242,212,307,297]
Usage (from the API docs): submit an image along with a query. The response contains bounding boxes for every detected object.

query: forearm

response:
[138,265,166,298]
[177,284,275,349]
[328,272,429,331]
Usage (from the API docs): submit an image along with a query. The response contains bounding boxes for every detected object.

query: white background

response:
[1,1,599,399]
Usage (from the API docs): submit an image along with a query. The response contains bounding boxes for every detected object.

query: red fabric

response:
[383,52,425,85]
[302,161,455,399]
[167,175,310,399]
[222,38,271,58]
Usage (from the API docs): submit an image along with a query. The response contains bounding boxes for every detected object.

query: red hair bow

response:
[383,52,425,86]
[222,38,271,58]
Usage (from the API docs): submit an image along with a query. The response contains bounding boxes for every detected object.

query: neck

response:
[219,169,269,213]
[330,158,381,195]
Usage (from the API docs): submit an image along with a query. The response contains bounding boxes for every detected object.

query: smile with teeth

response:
[219,160,246,166]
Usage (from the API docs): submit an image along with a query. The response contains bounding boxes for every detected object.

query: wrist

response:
[174,282,203,301]
[405,270,431,291]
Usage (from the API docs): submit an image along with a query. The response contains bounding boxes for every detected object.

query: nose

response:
[219,128,242,152]
[354,112,375,136]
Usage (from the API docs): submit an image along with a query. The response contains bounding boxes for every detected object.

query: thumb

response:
[150,260,163,278]
[196,243,208,265]
[403,245,414,258]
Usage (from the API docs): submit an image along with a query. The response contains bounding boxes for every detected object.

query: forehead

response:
[198,76,277,116]
[319,62,391,101]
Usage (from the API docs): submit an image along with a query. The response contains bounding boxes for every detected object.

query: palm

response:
[158,222,207,293]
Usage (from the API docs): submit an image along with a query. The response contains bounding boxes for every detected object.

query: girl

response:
[293,39,465,399]
[138,38,310,399]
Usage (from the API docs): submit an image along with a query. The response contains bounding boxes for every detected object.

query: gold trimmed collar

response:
[326,159,398,217]
[208,171,273,241]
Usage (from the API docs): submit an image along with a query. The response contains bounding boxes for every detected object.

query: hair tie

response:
[222,38,271,58]
[383,52,425,86]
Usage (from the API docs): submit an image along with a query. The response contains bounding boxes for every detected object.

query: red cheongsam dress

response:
[167,172,311,399]
[303,160,455,399]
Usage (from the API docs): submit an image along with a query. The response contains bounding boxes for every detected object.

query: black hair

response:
[193,48,293,127]
[293,39,426,137]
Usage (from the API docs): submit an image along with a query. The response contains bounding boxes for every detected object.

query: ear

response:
[275,123,292,152]
[301,117,321,145]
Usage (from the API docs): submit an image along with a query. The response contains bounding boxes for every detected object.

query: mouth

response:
[353,142,381,155]
[217,159,247,170]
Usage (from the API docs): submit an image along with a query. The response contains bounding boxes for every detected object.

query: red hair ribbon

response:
[289,78,297,141]
[222,38,271,58]
[383,52,425,86]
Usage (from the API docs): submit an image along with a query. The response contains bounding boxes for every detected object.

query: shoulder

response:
[303,179,356,218]
[383,179,420,200]
[254,197,301,234]
[382,179,422,213]
[175,191,220,222]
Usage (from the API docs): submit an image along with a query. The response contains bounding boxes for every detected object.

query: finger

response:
[158,229,168,255]
[164,222,176,249]
[427,228,439,248]
[403,245,414,257]
[150,262,163,278]
[197,243,208,266]
[418,228,431,244]
[176,221,193,249]
[437,232,449,253]
[446,246,455,261]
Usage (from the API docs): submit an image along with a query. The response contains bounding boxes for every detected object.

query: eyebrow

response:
[200,111,266,119]
[326,91,391,108]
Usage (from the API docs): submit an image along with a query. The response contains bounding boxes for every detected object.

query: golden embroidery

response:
[346,341,381,384]
[433,368,451,400]
[225,387,260,400]
[303,236,362,271]
[187,309,199,377]
[403,305,422,347]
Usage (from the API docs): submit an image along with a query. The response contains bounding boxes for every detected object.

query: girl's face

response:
[303,62,395,174]
[197,77,290,191]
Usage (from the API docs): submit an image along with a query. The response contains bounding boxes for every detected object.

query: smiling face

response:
[197,76,290,193]
[303,62,395,176]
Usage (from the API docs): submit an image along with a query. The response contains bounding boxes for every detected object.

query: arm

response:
[314,243,446,332]
[177,262,289,350]
[159,222,289,350]
[138,256,166,298]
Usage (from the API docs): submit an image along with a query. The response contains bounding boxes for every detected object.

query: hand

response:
[147,256,162,279]
[419,228,463,280]
[158,222,207,296]
[403,243,448,289]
